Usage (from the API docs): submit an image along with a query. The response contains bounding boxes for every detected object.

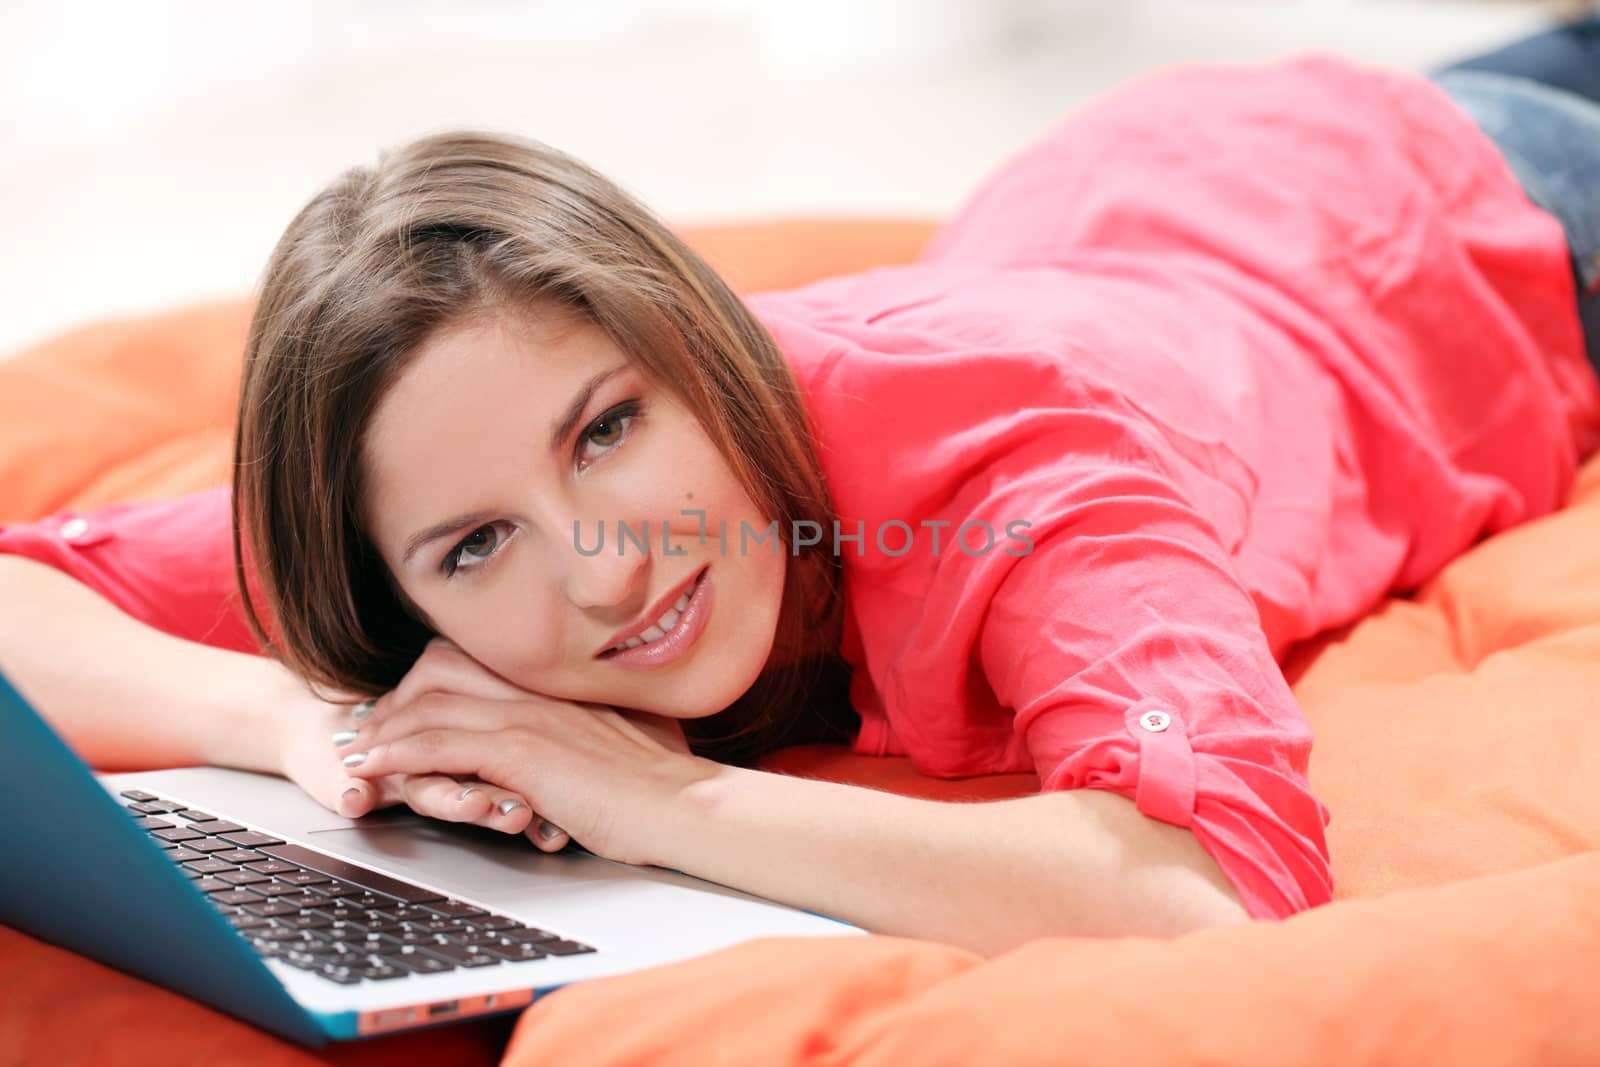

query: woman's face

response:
[360,306,787,718]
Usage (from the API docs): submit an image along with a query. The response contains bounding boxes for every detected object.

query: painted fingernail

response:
[353,700,377,721]
[538,820,565,841]
[332,730,359,748]
[342,751,368,767]
[497,799,526,816]
[458,786,480,802]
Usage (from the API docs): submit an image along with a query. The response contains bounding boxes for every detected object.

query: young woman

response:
[4,19,1600,955]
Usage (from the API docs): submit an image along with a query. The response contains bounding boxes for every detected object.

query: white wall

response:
[0,0,1566,357]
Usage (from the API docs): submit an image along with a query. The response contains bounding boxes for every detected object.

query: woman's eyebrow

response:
[549,362,629,455]
[402,510,497,566]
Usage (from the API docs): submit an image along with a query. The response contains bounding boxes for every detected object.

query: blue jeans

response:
[1432,18,1600,377]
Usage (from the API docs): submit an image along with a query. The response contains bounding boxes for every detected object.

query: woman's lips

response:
[597,566,712,669]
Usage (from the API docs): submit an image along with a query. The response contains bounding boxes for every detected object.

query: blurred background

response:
[0,0,1586,357]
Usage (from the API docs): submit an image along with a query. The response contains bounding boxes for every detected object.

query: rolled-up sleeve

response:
[0,486,259,655]
[976,433,1334,921]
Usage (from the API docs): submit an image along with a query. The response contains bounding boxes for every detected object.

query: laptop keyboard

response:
[119,790,596,986]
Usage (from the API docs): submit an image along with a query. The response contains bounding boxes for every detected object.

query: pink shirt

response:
[7,56,1599,921]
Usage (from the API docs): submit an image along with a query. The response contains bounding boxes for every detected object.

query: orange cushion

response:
[500,850,1600,1067]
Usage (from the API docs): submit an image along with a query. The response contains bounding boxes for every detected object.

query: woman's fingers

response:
[343,728,503,782]
[333,769,544,838]
[526,818,570,853]
[337,694,517,756]
[400,774,536,833]
[335,776,378,817]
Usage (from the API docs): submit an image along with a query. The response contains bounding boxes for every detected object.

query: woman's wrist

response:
[195,655,322,776]
[645,758,749,869]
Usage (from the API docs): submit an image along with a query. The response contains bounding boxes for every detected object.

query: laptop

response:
[0,667,862,1047]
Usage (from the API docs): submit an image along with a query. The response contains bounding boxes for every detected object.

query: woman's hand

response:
[337,680,709,867]
[271,637,541,836]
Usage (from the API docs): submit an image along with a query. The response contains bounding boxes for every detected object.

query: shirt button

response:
[60,518,90,541]
[1139,709,1171,733]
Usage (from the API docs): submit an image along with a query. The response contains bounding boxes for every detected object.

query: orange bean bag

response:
[3,218,1599,1067]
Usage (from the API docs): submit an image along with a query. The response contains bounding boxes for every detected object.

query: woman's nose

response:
[562,518,651,611]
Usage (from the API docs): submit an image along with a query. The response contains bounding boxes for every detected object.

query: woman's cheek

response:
[438,585,567,681]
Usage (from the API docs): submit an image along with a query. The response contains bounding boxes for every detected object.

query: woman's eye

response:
[577,402,640,469]
[443,521,512,578]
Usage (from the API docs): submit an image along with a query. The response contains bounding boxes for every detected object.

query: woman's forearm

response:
[663,764,1251,955]
[0,555,298,773]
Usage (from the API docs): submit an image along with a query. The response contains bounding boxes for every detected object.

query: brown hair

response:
[232,130,856,764]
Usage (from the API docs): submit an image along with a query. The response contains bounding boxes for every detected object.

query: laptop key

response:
[197,821,246,836]
[308,883,363,901]
[215,869,270,886]
[217,831,282,848]
[263,936,324,955]
[166,846,207,863]
[274,912,334,931]
[254,883,305,898]
[499,927,560,944]
[243,860,299,876]
[213,889,268,906]
[329,947,374,965]
[182,858,237,875]
[382,950,456,975]
[182,838,237,854]
[358,962,408,981]
[127,801,178,815]
[482,941,549,963]
[214,851,264,870]
[119,790,159,802]
[541,940,597,957]
[257,843,446,903]
[195,877,234,893]
[417,942,502,968]
[175,808,216,822]
[275,891,329,910]
[323,918,369,938]
[445,930,505,948]
[472,915,523,931]
[373,930,443,949]
[228,914,273,930]
[423,900,489,920]
[242,900,304,917]
[151,827,206,844]
[132,817,174,832]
